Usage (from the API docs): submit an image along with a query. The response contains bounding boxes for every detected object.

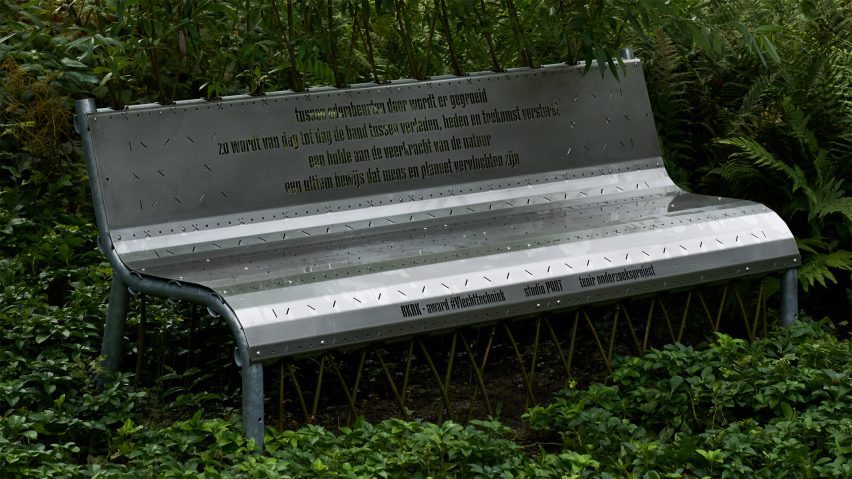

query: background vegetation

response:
[1,0,850,476]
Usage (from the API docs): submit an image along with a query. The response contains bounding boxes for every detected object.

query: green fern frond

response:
[796,50,826,97]
[738,73,778,116]
[645,29,696,186]
[798,249,852,292]
[781,98,824,162]
[716,137,797,181]
[821,47,851,110]
[651,30,683,76]
[822,46,852,161]
[795,237,824,255]
[708,159,760,183]
[810,192,852,223]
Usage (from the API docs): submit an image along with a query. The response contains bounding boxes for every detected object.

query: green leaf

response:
[670,375,684,391]
[780,402,794,419]
[594,47,608,78]
[60,57,88,69]
[312,458,328,472]
[760,36,781,64]
[64,71,100,84]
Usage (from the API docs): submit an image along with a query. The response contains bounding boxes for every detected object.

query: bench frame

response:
[75,54,799,449]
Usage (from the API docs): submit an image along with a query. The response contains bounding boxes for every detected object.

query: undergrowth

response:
[636,0,851,312]
[2,270,848,479]
[526,320,851,478]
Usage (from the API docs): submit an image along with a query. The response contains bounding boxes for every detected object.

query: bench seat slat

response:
[122,167,679,275]
[110,160,673,260]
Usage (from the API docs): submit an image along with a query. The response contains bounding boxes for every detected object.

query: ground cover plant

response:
[525,321,851,478]
[1,283,848,478]
[1,0,850,476]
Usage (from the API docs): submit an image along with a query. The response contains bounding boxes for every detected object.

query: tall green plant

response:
[633,0,851,307]
[711,4,852,293]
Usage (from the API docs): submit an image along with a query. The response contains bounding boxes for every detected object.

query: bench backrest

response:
[83,60,662,255]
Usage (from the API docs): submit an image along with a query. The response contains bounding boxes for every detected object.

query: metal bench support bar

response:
[781,268,798,327]
[101,276,129,375]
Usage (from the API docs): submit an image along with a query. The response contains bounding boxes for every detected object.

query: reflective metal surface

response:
[78,59,800,360]
[86,60,659,234]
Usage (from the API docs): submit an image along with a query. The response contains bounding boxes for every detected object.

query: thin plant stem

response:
[477,0,501,70]
[435,0,462,75]
[327,0,342,86]
[504,0,533,67]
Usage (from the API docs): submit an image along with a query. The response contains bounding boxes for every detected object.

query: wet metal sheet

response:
[87,61,659,234]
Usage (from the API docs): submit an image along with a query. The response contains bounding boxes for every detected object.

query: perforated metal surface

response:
[79,59,799,360]
[87,61,659,236]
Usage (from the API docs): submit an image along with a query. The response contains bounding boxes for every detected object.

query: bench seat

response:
[111,166,796,357]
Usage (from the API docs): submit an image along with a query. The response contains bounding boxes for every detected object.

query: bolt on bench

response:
[76,57,799,448]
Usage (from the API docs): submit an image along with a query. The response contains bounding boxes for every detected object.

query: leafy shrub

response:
[3,304,846,478]
[526,320,852,478]
[0,266,145,477]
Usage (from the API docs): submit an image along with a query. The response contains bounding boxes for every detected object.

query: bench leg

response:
[100,275,130,380]
[241,361,265,452]
[780,268,798,327]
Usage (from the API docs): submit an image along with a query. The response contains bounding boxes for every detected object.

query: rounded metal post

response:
[239,353,265,451]
[97,275,131,391]
[780,268,798,327]
[620,47,635,60]
[101,275,130,372]
[75,99,112,246]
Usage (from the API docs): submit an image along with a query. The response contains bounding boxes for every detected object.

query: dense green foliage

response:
[634,1,852,297]
[1,0,850,476]
[2,273,848,478]
[526,321,851,478]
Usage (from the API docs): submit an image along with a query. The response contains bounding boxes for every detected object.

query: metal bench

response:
[75,56,799,448]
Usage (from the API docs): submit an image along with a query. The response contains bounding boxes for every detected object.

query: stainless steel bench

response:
[75,57,799,448]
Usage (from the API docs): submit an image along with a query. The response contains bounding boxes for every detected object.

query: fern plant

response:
[641,30,696,188]
[713,4,851,295]
[631,0,851,314]
[716,131,851,292]
[713,0,851,295]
